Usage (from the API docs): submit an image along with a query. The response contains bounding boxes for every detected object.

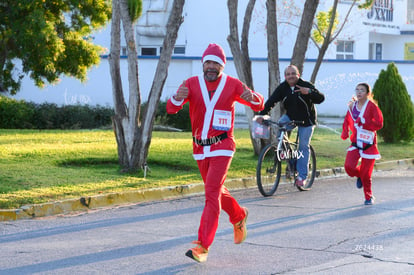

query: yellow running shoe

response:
[185,241,208,263]
[234,207,248,244]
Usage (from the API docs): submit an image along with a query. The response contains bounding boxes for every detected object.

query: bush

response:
[0,96,35,128]
[0,96,114,129]
[30,102,60,129]
[373,63,414,142]
[0,96,191,130]
[143,101,191,131]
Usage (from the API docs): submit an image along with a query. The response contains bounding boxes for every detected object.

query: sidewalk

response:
[1,158,413,222]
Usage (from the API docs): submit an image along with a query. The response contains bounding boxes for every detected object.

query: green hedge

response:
[0,96,192,130]
[0,96,114,129]
[151,101,191,131]
[0,96,35,129]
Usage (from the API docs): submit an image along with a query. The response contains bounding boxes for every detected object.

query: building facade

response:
[131,0,414,61]
[12,0,414,116]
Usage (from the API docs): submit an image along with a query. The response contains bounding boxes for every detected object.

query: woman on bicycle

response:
[341,83,383,205]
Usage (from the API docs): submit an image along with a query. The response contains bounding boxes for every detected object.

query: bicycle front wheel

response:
[256,144,281,197]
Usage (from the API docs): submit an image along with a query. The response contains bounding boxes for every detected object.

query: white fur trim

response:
[360,151,381,159]
[193,149,234,160]
[202,55,224,66]
[347,146,358,152]
[170,95,184,106]
[198,74,227,140]
[250,93,262,104]
[347,146,381,160]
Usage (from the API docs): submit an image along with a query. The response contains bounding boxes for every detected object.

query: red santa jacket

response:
[341,99,383,159]
[167,73,264,160]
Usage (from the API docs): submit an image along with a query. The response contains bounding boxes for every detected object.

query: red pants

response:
[196,156,246,249]
[344,149,376,200]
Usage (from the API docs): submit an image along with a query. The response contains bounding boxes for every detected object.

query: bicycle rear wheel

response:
[256,144,281,197]
[296,145,316,191]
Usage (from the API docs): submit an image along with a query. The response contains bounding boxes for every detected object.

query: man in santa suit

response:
[167,43,264,262]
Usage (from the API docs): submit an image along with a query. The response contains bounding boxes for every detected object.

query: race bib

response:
[357,128,374,144]
[212,110,232,131]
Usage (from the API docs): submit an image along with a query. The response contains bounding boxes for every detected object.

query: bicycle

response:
[255,119,317,197]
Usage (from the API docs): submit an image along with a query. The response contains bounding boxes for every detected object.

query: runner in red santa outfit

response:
[167,43,264,262]
[341,83,383,205]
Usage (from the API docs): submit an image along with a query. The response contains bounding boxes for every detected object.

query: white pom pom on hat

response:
[202,43,226,66]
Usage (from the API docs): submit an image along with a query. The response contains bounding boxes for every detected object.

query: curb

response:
[1,158,413,222]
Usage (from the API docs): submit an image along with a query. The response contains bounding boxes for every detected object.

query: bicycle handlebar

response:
[262,119,304,128]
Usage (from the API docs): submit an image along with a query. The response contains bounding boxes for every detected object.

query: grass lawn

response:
[1,128,413,209]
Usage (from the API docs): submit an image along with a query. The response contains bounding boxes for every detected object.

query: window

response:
[174,46,186,54]
[141,47,157,56]
[121,46,127,56]
[336,40,354,60]
[140,46,186,56]
[159,46,186,55]
[375,43,382,60]
[369,43,382,60]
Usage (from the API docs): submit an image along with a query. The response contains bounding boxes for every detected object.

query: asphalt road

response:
[1,168,413,274]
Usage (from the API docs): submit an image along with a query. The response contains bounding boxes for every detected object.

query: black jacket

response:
[259,78,325,126]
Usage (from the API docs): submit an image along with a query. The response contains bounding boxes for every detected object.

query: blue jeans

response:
[278,115,314,180]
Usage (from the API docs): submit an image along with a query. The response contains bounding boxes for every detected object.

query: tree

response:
[291,0,320,74]
[0,0,111,94]
[309,0,374,83]
[312,9,338,46]
[358,0,374,9]
[227,0,282,154]
[109,0,185,172]
[227,0,255,88]
[309,0,357,83]
[266,0,280,93]
[265,0,284,145]
[227,0,264,154]
[373,63,414,143]
[310,0,340,83]
[290,0,373,78]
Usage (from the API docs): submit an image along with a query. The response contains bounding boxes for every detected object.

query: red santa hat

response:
[202,43,226,66]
